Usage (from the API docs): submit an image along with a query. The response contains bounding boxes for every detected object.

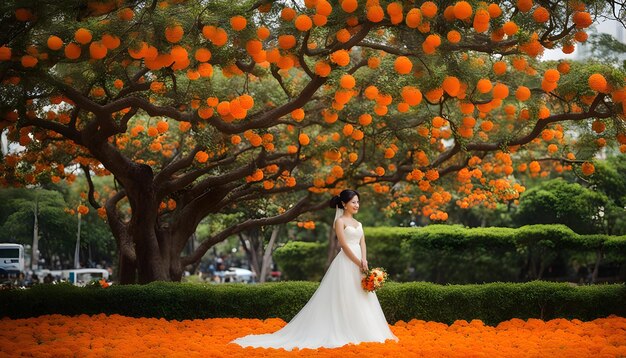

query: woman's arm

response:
[360,233,368,272]
[335,218,362,268]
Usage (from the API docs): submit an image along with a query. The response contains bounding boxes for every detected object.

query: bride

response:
[231,189,398,350]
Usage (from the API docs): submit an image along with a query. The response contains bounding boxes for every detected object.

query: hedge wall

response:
[370,225,626,283]
[1,281,624,325]
[273,241,327,281]
[277,225,626,283]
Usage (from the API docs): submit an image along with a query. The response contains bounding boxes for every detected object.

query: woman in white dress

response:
[231,189,398,350]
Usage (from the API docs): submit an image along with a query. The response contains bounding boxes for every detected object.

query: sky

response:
[542,18,625,62]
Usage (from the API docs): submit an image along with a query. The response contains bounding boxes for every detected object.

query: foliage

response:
[1,0,625,282]
[273,241,327,281]
[0,187,115,268]
[1,281,625,325]
[396,225,625,283]
[514,178,610,234]
[0,188,72,246]
[589,155,626,235]
[277,225,626,283]
[587,33,626,69]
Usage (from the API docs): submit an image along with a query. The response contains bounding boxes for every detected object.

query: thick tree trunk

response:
[118,250,137,284]
[112,205,195,284]
[116,212,197,284]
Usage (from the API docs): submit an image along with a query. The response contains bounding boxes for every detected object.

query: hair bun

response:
[329,195,343,209]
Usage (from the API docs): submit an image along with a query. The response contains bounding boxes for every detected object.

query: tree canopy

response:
[0,0,625,282]
[514,178,609,234]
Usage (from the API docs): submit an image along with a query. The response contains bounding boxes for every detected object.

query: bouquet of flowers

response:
[361,267,388,292]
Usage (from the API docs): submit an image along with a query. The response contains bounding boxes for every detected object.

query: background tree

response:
[0,0,625,283]
[588,155,626,235]
[513,178,610,234]
[0,187,115,269]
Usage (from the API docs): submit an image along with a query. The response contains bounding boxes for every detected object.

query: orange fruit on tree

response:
[502,21,519,36]
[453,1,473,20]
[515,86,531,101]
[47,35,63,50]
[316,1,332,16]
[339,74,356,89]
[447,30,461,43]
[572,11,592,28]
[581,162,594,175]
[442,76,461,97]
[588,73,608,93]
[367,6,384,22]
[74,28,92,44]
[230,16,247,31]
[330,49,350,66]
[278,35,296,49]
[101,34,120,49]
[21,55,38,68]
[341,0,358,13]
[89,41,107,59]
[394,56,413,74]
[488,4,502,17]
[165,24,184,43]
[421,1,438,18]
[517,0,533,12]
[533,7,550,22]
[295,15,313,31]
[64,43,81,60]
[406,9,422,28]
[0,46,11,61]
[476,79,493,94]
[257,26,270,40]
[493,61,507,75]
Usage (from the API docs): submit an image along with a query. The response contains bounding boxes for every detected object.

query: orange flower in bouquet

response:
[361,267,388,292]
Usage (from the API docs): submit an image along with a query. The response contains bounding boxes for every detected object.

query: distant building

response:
[576,19,626,62]
[543,19,626,63]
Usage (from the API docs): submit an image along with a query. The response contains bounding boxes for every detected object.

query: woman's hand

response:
[361,259,369,273]
[354,260,363,271]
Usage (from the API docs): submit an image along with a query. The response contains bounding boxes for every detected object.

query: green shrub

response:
[367,225,626,283]
[1,281,624,325]
[273,241,327,281]
[273,225,626,284]
[361,227,411,279]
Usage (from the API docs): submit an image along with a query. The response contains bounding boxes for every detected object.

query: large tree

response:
[1,0,625,283]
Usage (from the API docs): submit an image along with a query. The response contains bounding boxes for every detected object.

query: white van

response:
[0,243,25,275]
[61,268,110,286]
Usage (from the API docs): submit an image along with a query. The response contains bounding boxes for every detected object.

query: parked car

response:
[214,267,256,283]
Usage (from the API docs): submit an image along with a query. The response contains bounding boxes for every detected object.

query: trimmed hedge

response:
[272,225,626,283]
[273,241,327,281]
[366,225,626,282]
[1,281,624,325]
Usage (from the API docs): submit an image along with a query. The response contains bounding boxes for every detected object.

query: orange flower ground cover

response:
[1,315,625,357]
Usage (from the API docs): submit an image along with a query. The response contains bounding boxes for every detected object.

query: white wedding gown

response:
[231,222,398,350]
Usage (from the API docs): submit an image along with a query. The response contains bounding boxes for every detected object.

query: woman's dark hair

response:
[329,189,360,209]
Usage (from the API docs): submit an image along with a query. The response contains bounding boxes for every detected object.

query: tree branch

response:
[81,164,101,209]
[181,194,326,265]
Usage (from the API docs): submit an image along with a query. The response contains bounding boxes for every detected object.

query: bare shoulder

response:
[335,217,344,227]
